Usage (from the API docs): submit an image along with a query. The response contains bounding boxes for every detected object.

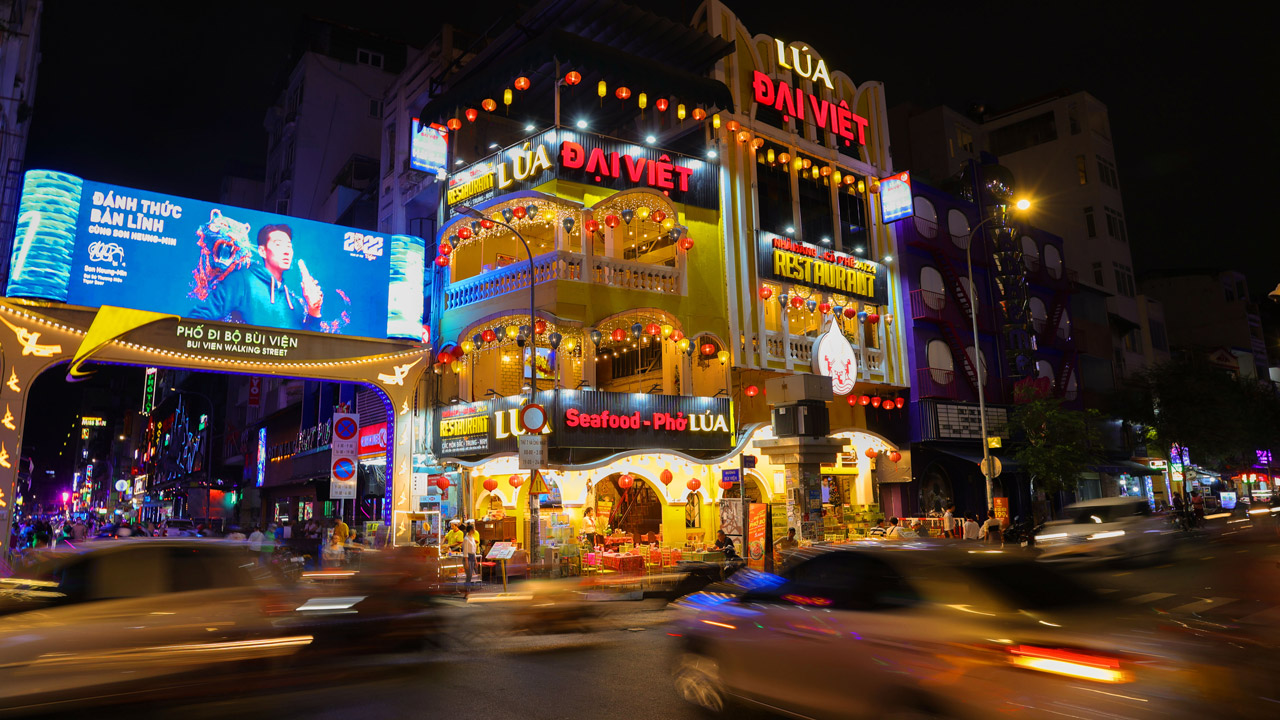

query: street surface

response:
[109,537,1280,720]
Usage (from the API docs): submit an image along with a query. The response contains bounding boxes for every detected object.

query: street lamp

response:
[964,200,1031,511]
[452,203,541,559]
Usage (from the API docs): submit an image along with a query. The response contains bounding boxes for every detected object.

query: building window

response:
[1150,320,1168,352]
[837,184,867,256]
[796,155,835,245]
[1067,102,1080,134]
[1084,206,1096,238]
[1098,157,1119,189]
[957,127,974,153]
[1076,155,1088,185]
[1104,206,1127,242]
[988,111,1057,155]
[384,125,396,176]
[1123,328,1142,353]
[356,48,385,69]
[756,142,794,236]
[1092,261,1104,288]
[275,199,289,215]
[1113,263,1135,298]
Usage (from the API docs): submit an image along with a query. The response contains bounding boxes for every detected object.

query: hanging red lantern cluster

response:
[818,302,832,314]
[744,385,759,398]
[618,474,634,489]
[611,328,626,342]
[656,98,669,112]
[790,295,804,309]
[435,255,450,267]
[660,469,673,485]
[896,397,906,409]
[435,476,451,491]
[513,206,528,219]
[865,447,879,459]
[465,108,478,122]
[843,307,857,319]
[615,86,631,100]
[651,210,666,223]
[480,218,494,229]
[585,219,600,234]
[482,98,497,112]
[871,397,882,408]
[438,241,453,257]
[859,395,871,406]
[457,226,472,240]
[719,478,734,490]
[604,214,621,228]
[482,329,498,343]
[534,319,547,335]
[679,236,695,251]
[889,451,903,463]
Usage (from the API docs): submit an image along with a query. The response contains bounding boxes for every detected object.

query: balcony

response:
[444,250,683,310]
[762,331,888,382]
[910,289,947,323]
[917,367,959,399]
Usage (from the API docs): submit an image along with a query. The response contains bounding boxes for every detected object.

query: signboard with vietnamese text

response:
[747,503,767,569]
[879,171,913,223]
[757,230,887,304]
[410,119,448,175]
[432,390,734,459]
[750,39,869,150]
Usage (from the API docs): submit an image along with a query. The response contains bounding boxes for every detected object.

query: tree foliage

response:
[1110,355,1280,467]
[1011,388,1103,496]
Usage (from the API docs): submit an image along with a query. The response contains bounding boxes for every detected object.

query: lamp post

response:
[963,199,1030,512]
[452,203,540,559]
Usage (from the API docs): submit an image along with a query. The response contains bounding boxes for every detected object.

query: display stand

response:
[486,541,518,594]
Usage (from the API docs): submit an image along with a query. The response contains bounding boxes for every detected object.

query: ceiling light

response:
[706,149,717,159]
[855,246,865,253]
[455,158,464,165]
[645,135,656,144]
[576,119,588,129]
[883,255,893,263]
[525,124,535,131]
[785,226,794,234]
[821,236,831,244]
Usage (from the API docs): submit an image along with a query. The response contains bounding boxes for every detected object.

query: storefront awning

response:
[928,446,1021,473]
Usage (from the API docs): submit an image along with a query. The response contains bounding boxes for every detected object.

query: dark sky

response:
[26,1,1267,291]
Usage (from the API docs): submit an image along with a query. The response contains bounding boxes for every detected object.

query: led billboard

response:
[6,170,426,340]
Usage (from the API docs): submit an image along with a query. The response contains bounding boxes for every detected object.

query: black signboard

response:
[757,230,888,304]
[432,390,734,459]
[446,129,718,215]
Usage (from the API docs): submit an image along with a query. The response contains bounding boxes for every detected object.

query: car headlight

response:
[1087,530,1125,541]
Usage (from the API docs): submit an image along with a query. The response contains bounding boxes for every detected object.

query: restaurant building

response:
[391,0,911,555]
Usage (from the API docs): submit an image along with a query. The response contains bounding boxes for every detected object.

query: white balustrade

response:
[445,250,681,309]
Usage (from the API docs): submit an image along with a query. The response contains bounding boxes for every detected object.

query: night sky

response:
[26,1,1263,287]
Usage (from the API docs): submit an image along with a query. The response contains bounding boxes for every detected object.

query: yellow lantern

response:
[492,212,504,222]
[766,148,775,163]
[712,114,721,129]
[792,157,804,172]
[832,170,842,184]
[677,104,686,120]
[660,217,675,231]
[450,359,462,373]
[810,166,820,179]
[660,324,674,338]
[856,179,866,194]
[505,325,519,339]
[677,338,691,353]
[638,92,647,109]
[563,337,577,351]
[503,88,513,106]
[716,350,729,364]
[461,340,475,354]
[636,206,651,222]
[598,80,607,98]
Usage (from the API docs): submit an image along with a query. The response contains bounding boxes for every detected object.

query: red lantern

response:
[868,313,881,324]
[515,76,531,91]
[457,226,472,240]
[651,210,666,223]
[871,397,882,408]
[719,479,734,490]
[534,319,547,335]
[483,478,498,492]
[686,478,701,491]
[895,398,906,409]
[512,205,527,219]
[435,476,451,490]
[679,237,695,251]
[585,219,600,233]
[759,286,773,301]
[847,395,858,406]
[438,241,453,256]
[889,451,902,463]
[482,329,497,343]
[447,118,462,131]
[615,86,631,100]
[645,322,661,336]
[818,302,832,314]
[604,214,621,228]
[437,351,453,364]
[618,474,634,489]
[790,295,804,309]
[671,329,685,342]
[611,328,626,342]
[865,447,878,459]
[435,255,450,267]
[701,343,717,356]
[881,398,894,409]
[859,395,871,406]
[656,98,669,112]
[660,469,673,485]
[482,98,497,112]
[565,71,582,86]
[509,474,524,488]
[465,108,478,122]
[843,307,857,319]
[480,219,494,229]
[745,385,759,398]
[692,108,706,121]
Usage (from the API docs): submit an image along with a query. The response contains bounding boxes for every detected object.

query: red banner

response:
[747,503,767,569]
[248,377,261,407]
[358,422,388,457]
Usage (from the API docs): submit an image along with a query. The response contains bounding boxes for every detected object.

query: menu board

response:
[596,499,613,530]
[486,541,517,560]
[747,503,767,569]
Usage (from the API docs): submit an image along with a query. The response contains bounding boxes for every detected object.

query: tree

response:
[1010,385,1103,498]
[1110,355,1280,467]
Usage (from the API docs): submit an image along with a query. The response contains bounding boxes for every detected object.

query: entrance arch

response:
[589,472,664,540]
[0,300,430,554]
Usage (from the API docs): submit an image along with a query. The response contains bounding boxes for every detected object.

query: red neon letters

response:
[560,142,695,192]
[752,71,868,146]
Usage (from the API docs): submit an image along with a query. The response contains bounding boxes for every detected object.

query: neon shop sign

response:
[752,39,869,146]
[560,142,697,192]
[564,408,731,434]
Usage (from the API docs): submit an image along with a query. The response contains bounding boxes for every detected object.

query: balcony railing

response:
[446,250,683,310]
[917,367,959,399]
[910,289,947,322]
[764,332,814,364]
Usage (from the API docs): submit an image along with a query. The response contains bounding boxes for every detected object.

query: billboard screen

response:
[6,170,426,340]
[879,170,913,223]
[410,119,448,175]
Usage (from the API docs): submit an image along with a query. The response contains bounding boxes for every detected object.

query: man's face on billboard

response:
[261,230,293,273]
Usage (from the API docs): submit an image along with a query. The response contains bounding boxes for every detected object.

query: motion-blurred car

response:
[672,545,1276,719]
[0,539,312,713]
[1034,497,1175,564]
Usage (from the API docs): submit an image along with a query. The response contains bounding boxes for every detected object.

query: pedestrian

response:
[714,529,738,559]
[332,516,351,546]
[247,525,265,558]
[911,521,928,538]
[942,503,956,538]
[962,514,981,540]
[1190,491,1205,527]
[884,517,906,539]
[868,518,888,537]
[262,523,278,563]
[462,522,479,586]
[979,510,1002,544]
[774,526,799,552]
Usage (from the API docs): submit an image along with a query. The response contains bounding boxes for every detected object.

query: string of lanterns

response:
[848,395,907,410]
[761,283,893,326]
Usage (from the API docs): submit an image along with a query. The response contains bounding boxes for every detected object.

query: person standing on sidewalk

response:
[462,522,479,587]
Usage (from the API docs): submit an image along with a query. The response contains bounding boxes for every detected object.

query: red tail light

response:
[1007,645,1131,683]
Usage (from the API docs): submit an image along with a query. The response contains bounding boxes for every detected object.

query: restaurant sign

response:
[446,129,717,213]
[757,231,887,304]
[433,390,734,458]
[751,39,869,148]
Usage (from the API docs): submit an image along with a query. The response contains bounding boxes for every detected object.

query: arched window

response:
[1043,244,1064,279]
[948,209,972,249]
[1021,236,1040,271]
[685,491,702,528]
[927,339,954,384]
[1029,297,1048,334]
[920,266,946,309]
[913,197,938,238]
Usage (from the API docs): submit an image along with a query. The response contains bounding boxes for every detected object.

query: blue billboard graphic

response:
[879,170,914,223]
[7,170,426,340]
[410,119,448,175]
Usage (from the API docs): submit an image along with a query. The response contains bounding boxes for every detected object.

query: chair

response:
[644,545,662,576]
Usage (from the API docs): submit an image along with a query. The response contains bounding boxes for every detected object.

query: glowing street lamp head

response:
[1015,198,1031,211]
